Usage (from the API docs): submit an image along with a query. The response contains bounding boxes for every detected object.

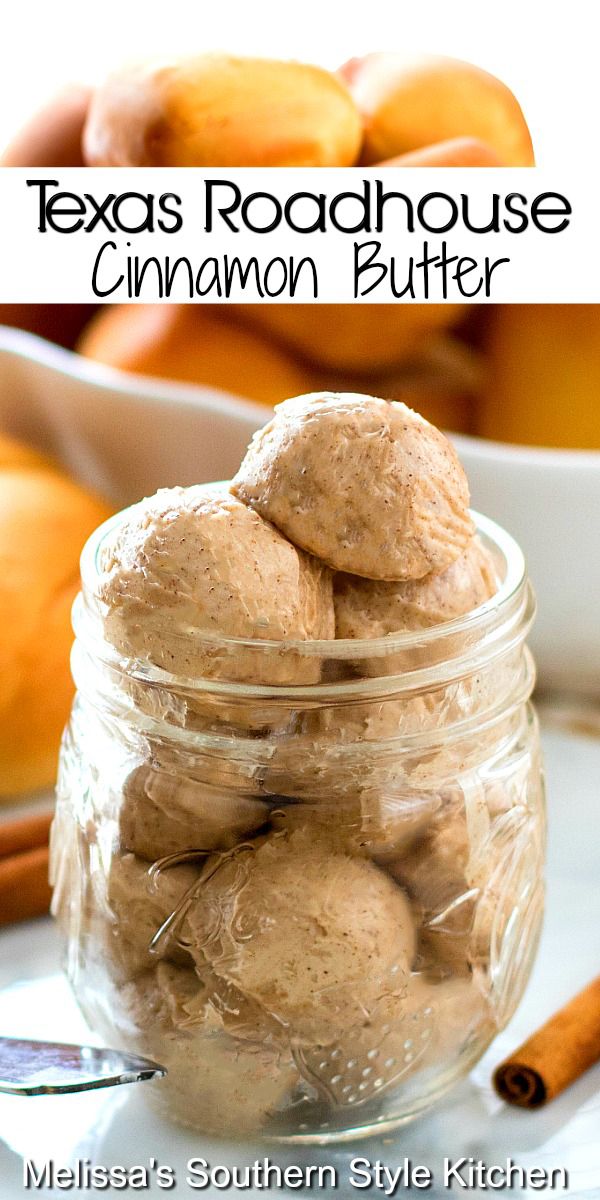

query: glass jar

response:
[51,503,545,1143]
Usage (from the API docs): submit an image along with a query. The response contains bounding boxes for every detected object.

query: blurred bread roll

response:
[84,56,362,167]
[78,305,319,406]
[120,763,269,862]
[233,303,463,373]
[0,305,98,351]
[0,84,90,166]
[370,332,484,434]
[79,305,478,435]
[0,431,52,472]
[477,305,600,449]
[341,54,534,167]
[0,454,110,796]
[0,79,95,353]
[375,136,504,167]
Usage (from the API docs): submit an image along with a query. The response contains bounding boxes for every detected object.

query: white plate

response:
[1,323,599,691]
[1,710,599,1198]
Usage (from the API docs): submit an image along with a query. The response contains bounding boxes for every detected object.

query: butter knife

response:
[0,1036,166,1095]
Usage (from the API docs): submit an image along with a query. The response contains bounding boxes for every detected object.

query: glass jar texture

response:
[51,508,545,1142]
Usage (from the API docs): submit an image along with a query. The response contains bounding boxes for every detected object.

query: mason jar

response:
[50,503,545,1143]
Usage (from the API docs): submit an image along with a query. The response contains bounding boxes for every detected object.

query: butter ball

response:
[270,788,440,859]
[120,763,269,861]
[97,484,334,685]
[231,393,473,580]
[263,681,493,806]
[185,830,417,1045]
[334,536,498,641]
[99,851,203,979]
[390,783,522,973]
[97,963,299,1135]
[296,972,491,1107]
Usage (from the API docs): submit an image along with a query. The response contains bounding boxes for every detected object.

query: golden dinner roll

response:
[341,54,535,167]
[375,136,504,167]
[0,85,90,166]
[0,305,98,351]
[84,56,362,167]
[477,305,600,449]
[0,462,110,796]
[0,431,53,472]
[233,303,463,373]
[371,332,484,433]
[2,581,78,799]
[77,305,320,406]
[372,385,471,435]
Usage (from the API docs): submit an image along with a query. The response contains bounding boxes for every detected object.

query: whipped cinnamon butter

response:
[52,391,545,1139]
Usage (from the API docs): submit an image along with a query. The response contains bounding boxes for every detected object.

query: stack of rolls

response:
[74,51,531,428]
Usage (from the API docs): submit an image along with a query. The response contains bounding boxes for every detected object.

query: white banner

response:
[0,167,594,303]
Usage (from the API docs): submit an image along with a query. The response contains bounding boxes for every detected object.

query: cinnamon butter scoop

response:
[96,483,334,685]
[334,535,498,640]
[96,963,299,1136]
[184,829,417,1046]
[231,392,474,581]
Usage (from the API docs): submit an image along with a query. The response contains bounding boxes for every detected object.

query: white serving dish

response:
[0,323,598,694]
[0,325,265,505]
[453,433,600,695]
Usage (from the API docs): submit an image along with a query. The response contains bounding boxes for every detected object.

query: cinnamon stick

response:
[0,845,52,926]
[494,977,600,1108]
[0,811,53,860]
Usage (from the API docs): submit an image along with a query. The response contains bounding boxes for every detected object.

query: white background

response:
[0,0,597,167]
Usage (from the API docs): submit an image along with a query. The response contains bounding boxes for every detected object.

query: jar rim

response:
[76,488,531,699]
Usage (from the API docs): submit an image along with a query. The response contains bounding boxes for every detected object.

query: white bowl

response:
[0,325,264,503]
[454,433,600,694]
[1,324,597,694]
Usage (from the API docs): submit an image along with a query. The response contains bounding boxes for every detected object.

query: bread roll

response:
[368,332,484,434]
[0,85,90,166]
[84,56,362,167]
[0,459,110,796]
[341,54,535,167]
[0,305,98,351]
[0,431,52,472]
[374,136,504,167]
[78,305,319,406]
[477,305,600,449]
[233,303,463,373]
